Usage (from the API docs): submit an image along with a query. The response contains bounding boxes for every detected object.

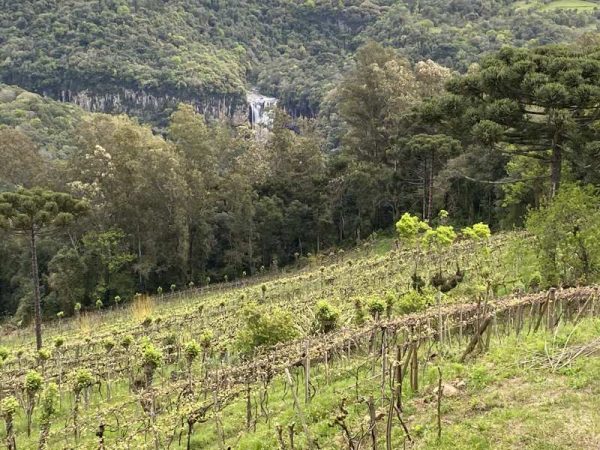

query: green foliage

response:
[38,348,51,361]
[184,341,201,364]
[526,184,600,286]
[199,331,214,349]
[237,304,297,353]
[397,290,431,315]
[312,301,340,334]
[366,297,386,319]
[24,370,43,394]
[71,369,94,395]
[39,383,59,424]
[0,188,88,232]
[0,346,9,361]
[396,213,430,245]
[462,223,492,241]
[0,396,18,417]
[141,344,162,370]
[120,335,133,350]
[422,225,457,250]
[102,339,115,353]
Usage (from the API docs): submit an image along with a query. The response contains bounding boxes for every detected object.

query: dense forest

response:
[1,0,599,121]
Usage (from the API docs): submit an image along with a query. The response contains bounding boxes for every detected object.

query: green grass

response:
[542,0,599,10]
[515,0,599,11]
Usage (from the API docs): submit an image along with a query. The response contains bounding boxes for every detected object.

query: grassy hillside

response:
[1,0,598,120]
[1,231,599,448]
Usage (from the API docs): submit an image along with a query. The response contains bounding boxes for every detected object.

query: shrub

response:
[40,383,58,423]
[103,339,115,353]
[0,347,9,361]
[141,343,162,371]
[526,184,600,286]
[462,223,491,241]
[38,348,51,361]
[397,290,430,315]
[396,213,430,245]
[237,304,297,353]
[0,396,18,417]
[313,301,340,334]
[121,335,133,349]
[353,298,365,325]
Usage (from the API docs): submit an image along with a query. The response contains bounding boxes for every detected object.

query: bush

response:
[397,290,430,315]
[313,301,340,334]
[526,184,600,286]
[237,304,297,353]
[396,213,430,245]
[462,223,491,240]
[199,331,213,349]
[0,396,18,417]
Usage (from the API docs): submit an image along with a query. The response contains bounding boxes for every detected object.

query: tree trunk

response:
[550,138,562,197]
[428,150,434,221]
[30,227,43,350]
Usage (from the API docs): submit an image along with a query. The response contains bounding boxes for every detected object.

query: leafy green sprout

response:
[0,396,18,417]
[39,383,59,424]
[71,369,94,395]
[184,340,201,365]
[367,297,386,319]
[313,301,340,334]
[38,348,51,361]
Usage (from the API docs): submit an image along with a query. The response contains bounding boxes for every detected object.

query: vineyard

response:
[1,233,599,449]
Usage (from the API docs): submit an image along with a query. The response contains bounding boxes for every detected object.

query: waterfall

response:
[247,91,277,128]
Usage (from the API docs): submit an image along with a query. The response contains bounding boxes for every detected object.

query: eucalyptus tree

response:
[0,188,88,349]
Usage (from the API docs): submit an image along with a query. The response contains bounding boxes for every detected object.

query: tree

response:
[405,134,461,221]
[338,41,420,164]
[429,44,600,198]
[0,188,88,349]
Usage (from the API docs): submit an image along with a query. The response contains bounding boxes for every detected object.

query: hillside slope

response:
[3,232,599,449]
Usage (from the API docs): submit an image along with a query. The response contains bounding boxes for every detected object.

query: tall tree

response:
[0,188,87,349]
[428,44,600,197]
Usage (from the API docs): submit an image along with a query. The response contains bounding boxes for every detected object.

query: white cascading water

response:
[247,91,278,129]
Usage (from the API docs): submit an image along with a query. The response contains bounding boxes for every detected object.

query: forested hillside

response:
[2,1,600,448]
[1,0,598,120]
